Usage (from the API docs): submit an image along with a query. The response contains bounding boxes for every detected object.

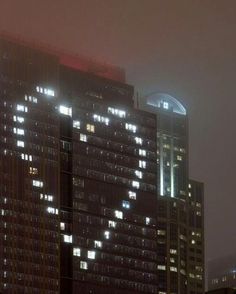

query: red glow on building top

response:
[0,31,126,83]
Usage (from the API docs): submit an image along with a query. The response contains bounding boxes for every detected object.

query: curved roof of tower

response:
[146,92,186,115]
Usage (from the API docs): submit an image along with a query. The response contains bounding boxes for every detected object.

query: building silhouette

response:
[0,34,204,294]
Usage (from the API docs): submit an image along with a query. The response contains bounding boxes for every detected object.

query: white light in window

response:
[145,217,151,225]
[80,261,88,270]
[163,101,169,109]
[108,107,126,118]
[59,105,72,117]
[128,191,136,200]
[125,123,137,133]
[80,134,87,142]
[158,265,166,270]
[170,266,177,272]
[122,200,130,209]
[16,104,28,112]
[94,240,102,248]
[17,140,24,148]
[32,180,43,188]
[36,86,55,97]
[47,207,58,215]
[138,149,146,157]
[14,128,24,136]
[63,234,73,243]
[177,155,182,161]
[104,231,110,239]
[139,160,146,169]
[114,210,123,219]
[88,250,96,259]
[73,248,81,257]
[73,120,80,129]
[108,220,116,228]
[135,170,143,179]
[13,116,24,123]
[135,137,143,145]
[93,114,109,125]
[170,249,177,255]
[60,222,65,230]
[132,180,140,189]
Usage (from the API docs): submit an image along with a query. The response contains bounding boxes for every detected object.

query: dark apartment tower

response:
[0,34,204,294]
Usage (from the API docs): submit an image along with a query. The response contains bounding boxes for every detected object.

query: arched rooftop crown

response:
[146,93,186,115]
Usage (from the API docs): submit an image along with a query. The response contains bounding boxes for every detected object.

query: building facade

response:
[0,34,204,294]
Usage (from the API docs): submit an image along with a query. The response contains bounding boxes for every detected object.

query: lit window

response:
[145,217,151,225]
[177,155,182,161]
[16,104,28,112]
[80,261,88,270]
[13,128,25,136]
[108,220,116,228]
[132,180,140,189]
[73,120,80,129]
[108,107,126,118]
[114,210,123,219]
[88,250,96,259]
[73,248,81,257]
[122,200,130,209]
[135,137,143,145]
[170,249,177,255]
[125,123,137,133]
[93,114,109,125]
[32,180,43,188]
[60,222,65,230]
[188,183,192,188]
[163,101,169,109]
[86,124,95,133]
[25,95,37,103]
[158,265,166,270]
[36,86,55,97]
[128,191,136,200]
[13,116,24,123]
[63,234,73,243]
[47,207,58,215]
[135,170,143,179]
[94,240,102,248]
[17,140,25,148]
[21,154,32,161]
[157,230,166,236]
[170,267,177,272]
[139,160,146,169]
[104,231,110,239]
[29,167,38,175]
[139,149,146,157]
[59,105,72,117]
[80,134,87,142]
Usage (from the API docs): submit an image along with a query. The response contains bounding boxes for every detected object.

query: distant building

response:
[206,288,236,294]
[0,33,204,293]
[208,254,236,291]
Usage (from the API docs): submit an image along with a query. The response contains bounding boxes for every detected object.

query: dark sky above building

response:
[1,0,236,264]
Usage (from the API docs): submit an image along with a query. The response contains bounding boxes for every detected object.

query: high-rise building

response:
[0,33,204,294]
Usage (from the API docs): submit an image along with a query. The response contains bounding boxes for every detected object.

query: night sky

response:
[1,0,236,268]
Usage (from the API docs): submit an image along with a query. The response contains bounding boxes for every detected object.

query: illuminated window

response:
[177,155,182,161]
[158,265,166,270]
[122,200,130,209]
[86,124,95,133]
[114,210,123,219]
[25,95,37,103]
[17,140,25,148]
[170,249,177,255]
[29,167,38,175]
[108,107,126,118]
[80,261,88,270]
[157,230,166,236]
[32,180,43,188]
[16,104,28,112]
[93,114,109,125]
[47,207,58,215]
[188,183,192,188]
[63,234,73,243]
[163,101,169,109]
[135,137,143,145]
[125,123,137,133]
[139,160,146,169]
[21,154,32,161]
[60,222,65,230]
[135,170,143,179]
[73,248,81,257]
[104,231,110,239]
[88,251,96,259]
[73,120,80,129]
[13,116,24,123]
[59,105,72,117]
[108,220,116,228]
[128,191,136,200]
[170,266,177,272]
[94,240,102,248]
[36,86,55,97]
[145,217,151,225]
[132,180,140,189]
[139,149,146,157]
[80,134,87,142]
